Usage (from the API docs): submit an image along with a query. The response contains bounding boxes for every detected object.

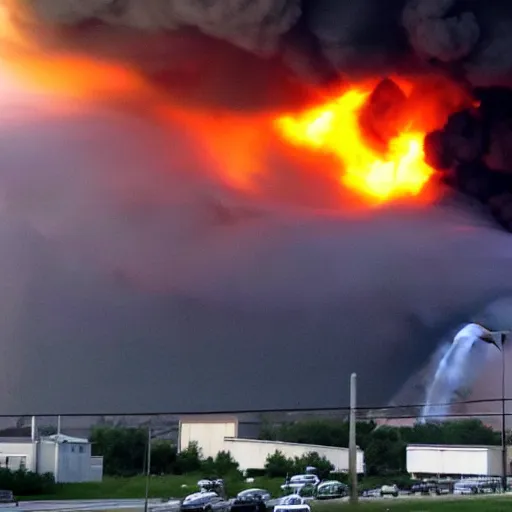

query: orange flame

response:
[0,3,469,209]
[274,86,434,205]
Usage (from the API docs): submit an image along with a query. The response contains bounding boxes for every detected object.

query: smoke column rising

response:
[421,323,495,421]
[0,0,511,414]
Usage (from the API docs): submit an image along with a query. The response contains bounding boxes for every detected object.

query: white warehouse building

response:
[406,444,505,478]
[179,416,365,474]
[0,434,103,483]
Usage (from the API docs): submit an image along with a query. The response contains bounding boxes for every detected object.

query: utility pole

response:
[144,426,151,512]
[349,373,358,505]
[476,326,510,493]
[501,333,507,493]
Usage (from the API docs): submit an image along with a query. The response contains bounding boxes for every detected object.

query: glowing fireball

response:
[274,85,435,204]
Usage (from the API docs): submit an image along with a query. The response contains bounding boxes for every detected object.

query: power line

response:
[8,397,511,418]
[356,397,506,412]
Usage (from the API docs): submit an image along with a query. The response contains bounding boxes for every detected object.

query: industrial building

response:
[179,416,365,473]
[406,444,506,478]
[0,433,103,483]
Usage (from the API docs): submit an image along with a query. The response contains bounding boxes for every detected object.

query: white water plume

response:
[421,323,495,422]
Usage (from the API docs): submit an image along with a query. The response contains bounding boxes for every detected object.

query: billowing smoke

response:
[0,0,512,416]
[7,0,512,86]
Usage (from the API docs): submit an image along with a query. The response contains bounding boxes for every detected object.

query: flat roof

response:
[407,444,500,450]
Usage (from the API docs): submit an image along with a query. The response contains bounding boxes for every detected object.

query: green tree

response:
[150,440,177,475]
[175,441,202,474]
[90,425,146,476]
[260,419,376,450]
[364,427,405,475]
[293,452,334,479]
[264,450,294,478]
[212,451,240,476]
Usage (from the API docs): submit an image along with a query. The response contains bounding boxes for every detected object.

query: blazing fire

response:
[0,3,470,209]
[274,84,435,205]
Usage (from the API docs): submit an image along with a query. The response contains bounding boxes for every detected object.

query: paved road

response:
[1,499,167,512]
[5,492,512,512]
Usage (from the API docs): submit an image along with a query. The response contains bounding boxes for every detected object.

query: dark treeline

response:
[259,419,501,475]
[92,418,501,478]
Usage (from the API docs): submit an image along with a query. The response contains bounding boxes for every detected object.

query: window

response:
[79,446,84,453]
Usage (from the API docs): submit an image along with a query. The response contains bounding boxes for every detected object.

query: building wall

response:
[223,438,364,473]
[37,441,57,475]
[0,442,33,471]
[487,447,503,476]
[89,456,104,482]
[56,442,92,483]
[0,439,100,483]
[406,445,501,476]
[179,418,237,458]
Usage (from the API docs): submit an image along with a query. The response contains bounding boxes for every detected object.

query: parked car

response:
[380,484,399,497]
[180,491,230,512]
[273,495,310,512]
[315,481,348,500]
[453,480,479,495]
[0,490,17,506]
[236,489,271,502]
[411,481,441,495]
[231,488,271,512]
[360,488,381,498]
[280,475,320,493]
[453,478,499,495]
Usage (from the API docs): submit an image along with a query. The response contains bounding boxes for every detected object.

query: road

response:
[5,492,512,512]
[0,499,171,512]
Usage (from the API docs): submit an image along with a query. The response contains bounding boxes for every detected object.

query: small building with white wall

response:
[179,416,365,474]
[0,434,103,482]
[406,444,503,477]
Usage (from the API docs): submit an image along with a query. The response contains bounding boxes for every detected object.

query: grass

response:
[313,496,512,511]
[18,475,512,511]
[19,474,414,501]
[19,474,283,501]
[97,497,512,512]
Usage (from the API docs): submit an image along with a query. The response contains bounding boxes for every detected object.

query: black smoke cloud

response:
[0,0,512,415]
[8,0,512,86]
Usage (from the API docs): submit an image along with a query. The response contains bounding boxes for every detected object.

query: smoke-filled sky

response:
[0,0,512,416]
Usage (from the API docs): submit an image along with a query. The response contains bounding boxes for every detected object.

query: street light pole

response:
[349,373,358,505]
[501,333,507,494]
[477,327,509,493]
[144,426,151,512]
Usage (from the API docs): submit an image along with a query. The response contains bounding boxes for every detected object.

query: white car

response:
[380,484,399,497]
[274,495,311,512]
[280,474,320,492]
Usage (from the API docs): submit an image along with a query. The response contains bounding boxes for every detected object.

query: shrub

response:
[212,451,240,477]
[0,468,56,496]
[151,441,177,475]
[245,468,267,478]
[175,442,202,474]
[293,452,334,479]
[264,451,294,478]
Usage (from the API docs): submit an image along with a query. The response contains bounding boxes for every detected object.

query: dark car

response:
[315,481,348,500]
[231,489,271,512]
[411,481,453,496]
[180,491,230,512]
[0,490,18,506]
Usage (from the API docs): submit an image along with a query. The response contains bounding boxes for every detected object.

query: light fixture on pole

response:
[476,326,509,493]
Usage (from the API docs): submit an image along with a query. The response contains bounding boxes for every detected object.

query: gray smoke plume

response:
[1,0,512,416]
[0,80,512,415]
[6,0,512,86]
